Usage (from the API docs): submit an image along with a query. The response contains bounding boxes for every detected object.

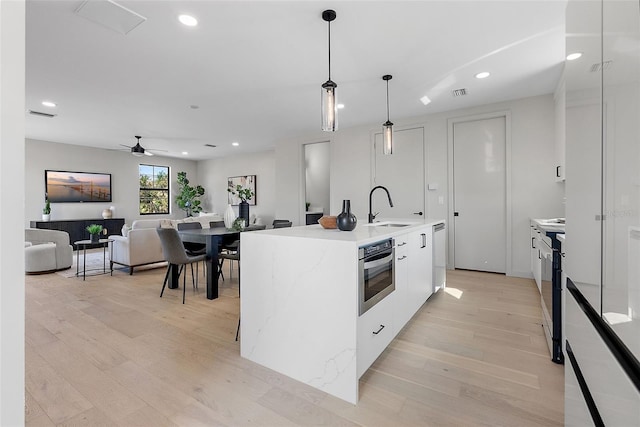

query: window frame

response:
[139,164,170,215]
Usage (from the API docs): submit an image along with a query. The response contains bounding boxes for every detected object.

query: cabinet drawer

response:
[357,292,395,378]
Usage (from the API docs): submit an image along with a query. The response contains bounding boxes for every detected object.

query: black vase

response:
[337,200,357,231]
[239,201,250,226]
[90,234,99,244]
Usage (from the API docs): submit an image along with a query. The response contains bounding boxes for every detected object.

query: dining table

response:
[175,226,240,299]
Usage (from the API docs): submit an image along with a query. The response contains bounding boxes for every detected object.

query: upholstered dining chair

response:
[156,228,206,304]
[209,220,225,228]
[176,222,207,280]
[273,220,293,228]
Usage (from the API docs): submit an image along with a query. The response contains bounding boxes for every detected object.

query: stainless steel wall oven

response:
[358,239,395,315]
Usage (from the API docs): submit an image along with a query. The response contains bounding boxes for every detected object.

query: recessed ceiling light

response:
[566,52,583,61]
[178,14,197,27]
[420,95,431,106]
[232,142,239,147]
[182,151,188,155]
[475,72,490,79]
[41,101,56,108]
[337,104,345,109]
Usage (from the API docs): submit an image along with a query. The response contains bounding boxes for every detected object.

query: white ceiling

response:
[26,1,566,160]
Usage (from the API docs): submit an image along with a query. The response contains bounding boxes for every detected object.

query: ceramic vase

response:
[239,201,250,226]
[42,214,50,222]
[224,204,235,229]
[90,234,99,244]
[337,200,357,231]
[102,208,112,219]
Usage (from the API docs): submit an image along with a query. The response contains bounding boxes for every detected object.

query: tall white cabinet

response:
[564,0,640,424]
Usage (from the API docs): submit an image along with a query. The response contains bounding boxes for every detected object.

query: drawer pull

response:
[397,255,407,261]
[372,325,385,335]
[397,242,407,247]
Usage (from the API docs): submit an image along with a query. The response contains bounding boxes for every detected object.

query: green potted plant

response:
[86,224,103,243]
[227,184,255,226]
[175,171,205,217]
[42,197,51,221]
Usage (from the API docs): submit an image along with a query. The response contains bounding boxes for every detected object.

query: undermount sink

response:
[364,222,410,228]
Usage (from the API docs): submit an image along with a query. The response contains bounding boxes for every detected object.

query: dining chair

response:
[177,222,207,281]
[156,228,207,304]
[272,219,291,227]
[273,221,292,228]
[209,220,225,228]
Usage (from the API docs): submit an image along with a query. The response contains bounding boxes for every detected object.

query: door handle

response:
[531,237,536,249]
[556,165,561,178]
[372,325,385,335]
[413,211,423,216]
[421,233,426,248]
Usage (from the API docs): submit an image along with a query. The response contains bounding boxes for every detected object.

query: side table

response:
[74,239,113,280]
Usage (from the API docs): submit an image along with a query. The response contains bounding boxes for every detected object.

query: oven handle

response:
[363,253,394,269]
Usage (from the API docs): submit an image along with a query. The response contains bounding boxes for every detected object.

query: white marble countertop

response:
[556,233,565,242]
[253,218,445,246]
[531,218,566,233]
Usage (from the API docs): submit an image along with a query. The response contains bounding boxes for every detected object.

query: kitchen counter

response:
[255,217,444,245]
[240,218,444,404]
[531,217,566,233]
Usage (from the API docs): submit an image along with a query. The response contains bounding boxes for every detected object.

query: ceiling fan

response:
[120,136,166,157]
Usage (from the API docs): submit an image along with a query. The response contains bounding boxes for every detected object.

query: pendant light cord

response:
[386,79,390,121]
[327,20,332,80]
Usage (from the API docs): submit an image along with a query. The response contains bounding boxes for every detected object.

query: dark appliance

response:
[358,239,395,315]
[539,231,564,364]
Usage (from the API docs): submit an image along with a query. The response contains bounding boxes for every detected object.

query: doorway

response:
[302,141,330,225]
[448,113,511,274]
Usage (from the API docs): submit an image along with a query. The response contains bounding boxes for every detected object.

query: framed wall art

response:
[227,175,256,206]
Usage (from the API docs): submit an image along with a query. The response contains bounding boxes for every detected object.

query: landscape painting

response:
[45,170,112,203]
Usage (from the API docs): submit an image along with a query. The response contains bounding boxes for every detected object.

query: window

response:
[139,164,169,215]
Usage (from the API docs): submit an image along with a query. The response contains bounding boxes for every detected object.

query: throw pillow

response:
[159,219,173,228]
[121,224,131,237]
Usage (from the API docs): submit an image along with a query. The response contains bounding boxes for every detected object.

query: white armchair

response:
[110,220,165,274]
[25,228,73,273]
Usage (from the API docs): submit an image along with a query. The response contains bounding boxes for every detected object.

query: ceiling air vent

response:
[28,110,56,118]
[590,61,612,73]
[204,144,217,148]
[451,88,467,97]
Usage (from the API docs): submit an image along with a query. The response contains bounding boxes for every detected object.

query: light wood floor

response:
[25,260,563,426]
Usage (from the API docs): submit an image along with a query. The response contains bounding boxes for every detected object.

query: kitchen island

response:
[240,218,445,404]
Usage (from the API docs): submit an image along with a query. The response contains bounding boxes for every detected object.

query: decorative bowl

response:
[318,215,337,229]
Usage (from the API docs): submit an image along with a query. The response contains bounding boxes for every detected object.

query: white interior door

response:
[453,116,506,273]
[373,127,424,220]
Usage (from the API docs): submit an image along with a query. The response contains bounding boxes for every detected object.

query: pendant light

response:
[382,75,393,155]
[321,9,337,132]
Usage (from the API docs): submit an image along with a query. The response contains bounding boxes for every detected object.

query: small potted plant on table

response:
[42,198,51,221]
[227,184,255,226]
[86,224,103,243]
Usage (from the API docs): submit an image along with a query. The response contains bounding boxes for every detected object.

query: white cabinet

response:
[530,222,542,293]
[357,291,395,378]
[394,227,434,331]
[408,228,433,313]
[393,233,412,328]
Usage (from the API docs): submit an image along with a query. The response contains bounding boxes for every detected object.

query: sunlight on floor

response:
[444,287,463,299]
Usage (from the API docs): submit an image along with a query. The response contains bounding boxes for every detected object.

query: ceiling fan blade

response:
[144,151,154,156]
[119,144,132,148]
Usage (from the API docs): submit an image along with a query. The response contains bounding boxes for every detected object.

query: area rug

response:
[56,249,166,278]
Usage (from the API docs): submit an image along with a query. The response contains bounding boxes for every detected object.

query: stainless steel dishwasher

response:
[432,222,446,293]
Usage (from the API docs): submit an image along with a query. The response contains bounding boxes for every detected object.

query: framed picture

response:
[45,170,112,203]
[227,175,257,206]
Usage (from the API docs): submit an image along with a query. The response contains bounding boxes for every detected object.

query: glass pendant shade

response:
[383,121,393,155]
[382,74,393,155]
[322,80,338,132]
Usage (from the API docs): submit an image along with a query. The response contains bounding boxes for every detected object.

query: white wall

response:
[1,0,25,423]
[197,150,276,225]
[25,139,200,227]
[304,142,330,215]
[275,94,565,278]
